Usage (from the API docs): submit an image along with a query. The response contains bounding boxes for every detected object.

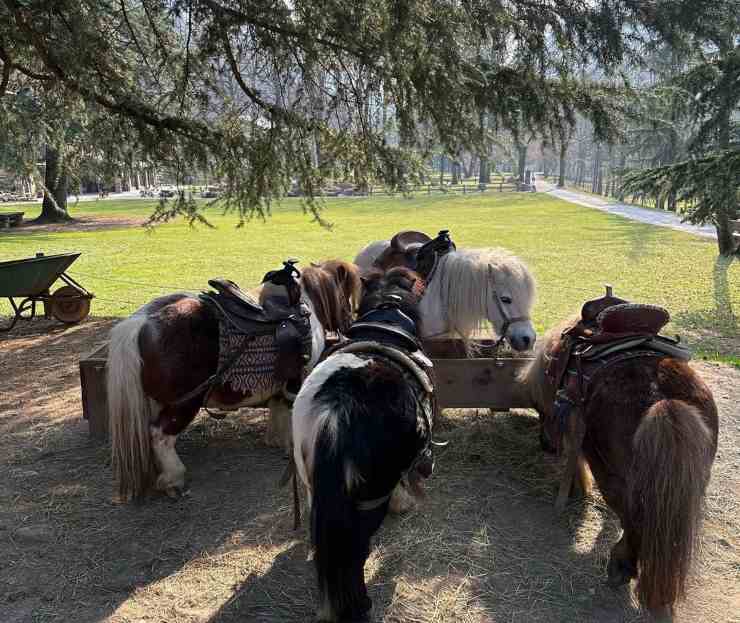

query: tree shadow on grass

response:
[672,255,738,354]
[616,219,661,264]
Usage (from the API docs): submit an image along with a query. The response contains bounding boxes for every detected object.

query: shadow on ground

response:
[1,320,738,622]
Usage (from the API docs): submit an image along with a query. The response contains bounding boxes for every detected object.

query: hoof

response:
[540,428,557,454]
[607,555,637,588]
[164,486,185,499]
[389,484,416,515]
[156,472,186,498]
[651,606,673,623]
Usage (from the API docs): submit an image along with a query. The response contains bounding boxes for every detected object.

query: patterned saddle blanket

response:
[201,279,312,396]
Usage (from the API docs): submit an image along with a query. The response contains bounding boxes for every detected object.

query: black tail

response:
[311,418,378,622]
[310,360,427,621]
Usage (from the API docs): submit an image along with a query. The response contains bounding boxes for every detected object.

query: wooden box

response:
[78,338,533,440]
[79,343,108,440]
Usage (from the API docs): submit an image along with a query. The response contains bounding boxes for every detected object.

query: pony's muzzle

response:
[508,323,536,351]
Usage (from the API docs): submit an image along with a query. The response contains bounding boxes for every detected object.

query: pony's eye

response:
[500,296,512,304]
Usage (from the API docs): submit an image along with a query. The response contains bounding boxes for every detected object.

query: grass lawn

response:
[1,192,738,358]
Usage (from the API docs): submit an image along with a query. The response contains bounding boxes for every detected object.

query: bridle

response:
[487,264,531,350]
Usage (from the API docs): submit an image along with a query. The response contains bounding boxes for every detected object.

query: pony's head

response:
[359,266,423,327]
[429,248,537,351]
[301,260,358,333]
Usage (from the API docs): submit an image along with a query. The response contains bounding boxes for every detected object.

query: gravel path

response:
[540,182,717,239]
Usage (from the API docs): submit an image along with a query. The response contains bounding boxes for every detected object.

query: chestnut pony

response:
[107,260,360,500]
[521,317,718,618]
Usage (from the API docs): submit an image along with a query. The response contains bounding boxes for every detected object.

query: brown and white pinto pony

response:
[107,260,361,501]
[521,318,718,619]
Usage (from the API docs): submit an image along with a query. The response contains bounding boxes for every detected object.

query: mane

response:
[315,259,363,315]
[425,248,536,338]
[359,266,423,325]
[519,315,579,413]
[301,261,357,333]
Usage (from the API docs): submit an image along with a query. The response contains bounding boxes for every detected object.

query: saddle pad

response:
[597,303,670,335]
[219,330,312,394]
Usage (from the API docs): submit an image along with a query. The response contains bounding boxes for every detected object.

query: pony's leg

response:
[570,455,594,499]
[607,530,638,587]
[265,395,293,452]
[388,481,416,514]
[539,413,557,454]
[149,400,200,497]
[151,425,186,497]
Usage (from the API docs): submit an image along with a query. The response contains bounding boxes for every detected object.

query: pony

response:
[520,316,718,618]
[292,266,435,622]
[355,235,537,351]
[107,260,361,501]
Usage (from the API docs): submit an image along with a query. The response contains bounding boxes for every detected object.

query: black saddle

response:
[415,230,456,279]
[205,278,302,334]
[346,302,421,352]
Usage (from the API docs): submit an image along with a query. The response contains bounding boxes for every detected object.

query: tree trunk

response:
[592,143,601,194]
[479,155,489,185]
[439,155,445,185]
[37,144,70,223]
[558,141,567,188]
[517,143,527,180]
[451,161,460,184]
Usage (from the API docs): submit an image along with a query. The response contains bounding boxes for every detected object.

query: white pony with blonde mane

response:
[356,242,537,350]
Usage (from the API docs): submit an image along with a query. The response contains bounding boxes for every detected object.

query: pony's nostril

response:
[522,335,531,348]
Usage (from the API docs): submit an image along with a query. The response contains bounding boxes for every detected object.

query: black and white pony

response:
[292,267,435,622]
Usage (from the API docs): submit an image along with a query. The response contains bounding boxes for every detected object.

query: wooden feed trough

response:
[79,339,533,441]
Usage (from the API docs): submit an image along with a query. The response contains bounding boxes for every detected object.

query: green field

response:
[1,193,738,358]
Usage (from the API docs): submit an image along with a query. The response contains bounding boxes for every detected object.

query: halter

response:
[487,264,531,350]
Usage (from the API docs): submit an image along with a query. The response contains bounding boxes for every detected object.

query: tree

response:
[0,0,723,224]
[620,4,739,254]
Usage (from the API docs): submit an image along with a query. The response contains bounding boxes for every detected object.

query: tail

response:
[108,314,154,500]
[628,399,714,612]
[311,410,384,622]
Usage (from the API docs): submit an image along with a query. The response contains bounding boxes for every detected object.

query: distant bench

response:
[0,212,24,228]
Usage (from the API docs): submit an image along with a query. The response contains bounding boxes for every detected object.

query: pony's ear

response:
[310,262,320,268]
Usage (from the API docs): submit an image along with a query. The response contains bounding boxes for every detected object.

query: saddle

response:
[374,229,456,281]
[201,260,312,394]
[345,301,422,352]
[544,286,691,510]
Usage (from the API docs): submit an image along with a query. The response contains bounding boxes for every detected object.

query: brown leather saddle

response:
[544,286,690,452]
[374,230,456,280]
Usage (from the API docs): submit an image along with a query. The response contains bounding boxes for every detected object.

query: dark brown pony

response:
[521,317,718,618]
[107,260,360,501]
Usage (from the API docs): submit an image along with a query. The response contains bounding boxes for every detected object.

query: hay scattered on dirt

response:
[1,320,738,622]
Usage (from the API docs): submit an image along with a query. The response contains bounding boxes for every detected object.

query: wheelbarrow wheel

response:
[50,285,91,324]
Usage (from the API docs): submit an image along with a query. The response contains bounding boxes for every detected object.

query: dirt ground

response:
[1,318,738,623]
[1,214,146,234]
